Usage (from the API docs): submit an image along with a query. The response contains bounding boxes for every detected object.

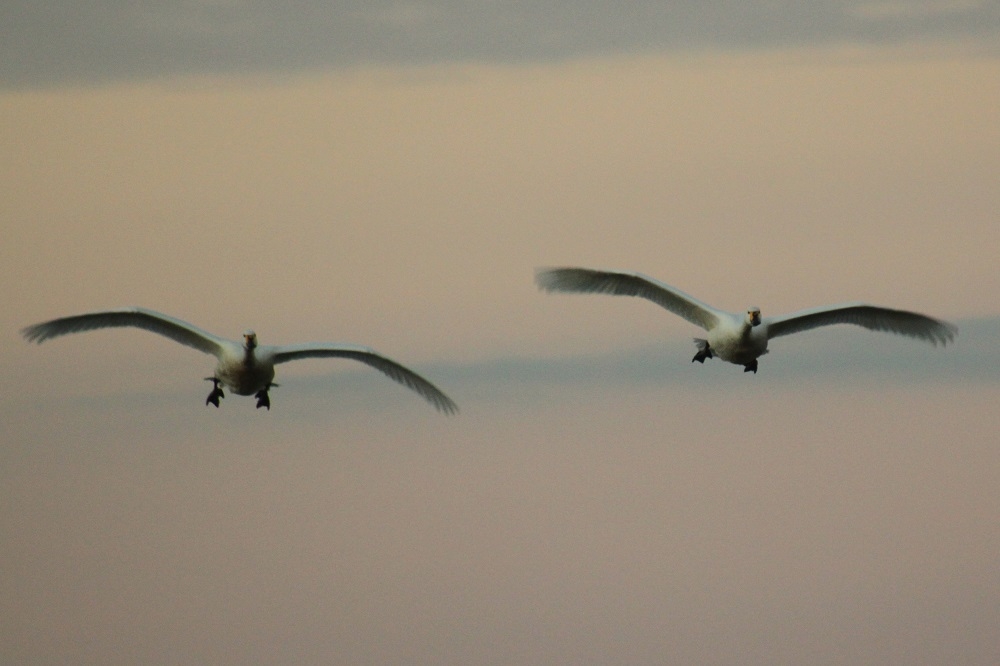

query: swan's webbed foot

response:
[692,339,714,364]
[743,360,758,374]
[205,377,225,407]
[254,388,271,410]
[692,349,712,363]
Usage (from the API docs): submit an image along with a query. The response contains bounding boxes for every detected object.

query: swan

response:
[535,267,957,374]
[22,307,458,413]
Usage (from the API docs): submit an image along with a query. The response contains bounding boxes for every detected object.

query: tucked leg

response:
[743,360,758,374]
[205,377,225,407]
[254,387,271,410]
[692,339,714,364]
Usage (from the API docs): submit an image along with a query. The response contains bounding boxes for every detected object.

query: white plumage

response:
[22,307,458,413]
[536,267,957,374]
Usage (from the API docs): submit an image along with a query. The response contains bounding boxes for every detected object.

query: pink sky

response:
[3,47,999,663]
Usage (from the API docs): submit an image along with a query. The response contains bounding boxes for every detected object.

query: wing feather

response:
[272,343,458,414]
[765,304,957,346]
[535,267,723,331]
[21,307,228,357]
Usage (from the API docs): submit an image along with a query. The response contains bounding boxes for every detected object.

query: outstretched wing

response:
[765,303,957,346]
[21,307,228,357]
[535,267,724,331]
[272,343,458,414]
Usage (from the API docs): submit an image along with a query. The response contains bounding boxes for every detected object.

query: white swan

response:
[22,307,458,413]
[536,268,957,374]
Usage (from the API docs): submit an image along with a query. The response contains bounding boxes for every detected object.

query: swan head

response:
[242,330,258,350]
[746,307,761,327]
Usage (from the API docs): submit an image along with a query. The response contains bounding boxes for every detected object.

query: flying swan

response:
[535,267,957,374]
[22,307,458,413]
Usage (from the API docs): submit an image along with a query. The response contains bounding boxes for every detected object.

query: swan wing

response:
[765,303,957,346]
[22,307,228,357]
[535,267,723,331]
[272,343,458,414]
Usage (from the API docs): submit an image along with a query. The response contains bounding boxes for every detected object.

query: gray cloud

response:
[438,316,999,390]
[3,1,998,87]
[294,317,997,411]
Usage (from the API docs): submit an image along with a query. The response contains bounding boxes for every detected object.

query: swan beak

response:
[749,310,761,326]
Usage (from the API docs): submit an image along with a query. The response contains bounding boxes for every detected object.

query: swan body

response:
[536,267,957,373]
[22,307,458,413]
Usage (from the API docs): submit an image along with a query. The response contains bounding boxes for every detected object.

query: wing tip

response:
[20,324,46,344]
[418,383,459,415]
[534,266,630,294]
[534,266,567,292]
[910,313,958,347]
[931,320,959,347]
[437,398,460,416]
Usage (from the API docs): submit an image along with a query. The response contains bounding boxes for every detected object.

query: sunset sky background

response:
[3,2,1000,663]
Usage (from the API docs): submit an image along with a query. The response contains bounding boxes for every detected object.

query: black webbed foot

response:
[743,360,758,374]
[205,377,225,407]
[692,340,714,364]
[254,388,271,410]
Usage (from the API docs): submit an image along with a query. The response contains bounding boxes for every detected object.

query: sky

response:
[3,2,1000,664]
